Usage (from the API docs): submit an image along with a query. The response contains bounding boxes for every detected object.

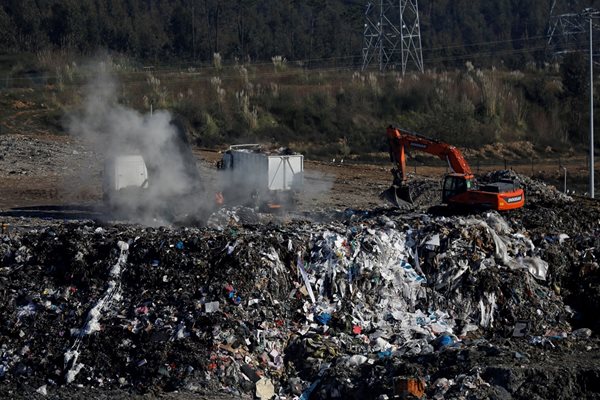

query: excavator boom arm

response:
[387,126,472,178]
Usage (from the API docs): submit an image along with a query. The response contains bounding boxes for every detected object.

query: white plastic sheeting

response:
[64,240,130,383]
[293,211,554,354]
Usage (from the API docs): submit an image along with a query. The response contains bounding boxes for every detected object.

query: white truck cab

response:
[103,154,149,204]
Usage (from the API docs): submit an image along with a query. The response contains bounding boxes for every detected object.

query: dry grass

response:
[0,54,586,160]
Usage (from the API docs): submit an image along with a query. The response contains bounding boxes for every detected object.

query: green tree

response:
[5,0,47,50]
[48,0,85,49]
[169,4,192,58]
[561,52,589,141]
[0,5,17,50]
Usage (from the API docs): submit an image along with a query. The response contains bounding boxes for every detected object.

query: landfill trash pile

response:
[482,170,573,205]
[207,206,263,229]
[0,179,598,400]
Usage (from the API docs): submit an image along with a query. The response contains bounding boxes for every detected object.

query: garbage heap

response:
[0,201,598,399]
[482,169,573,204]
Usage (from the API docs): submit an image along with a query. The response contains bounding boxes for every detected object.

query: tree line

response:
[3,0,600,68]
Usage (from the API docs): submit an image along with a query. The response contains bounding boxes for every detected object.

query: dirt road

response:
[0,134,593,216]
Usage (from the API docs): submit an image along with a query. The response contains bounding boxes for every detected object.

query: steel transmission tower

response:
[362,0,424,74]
[547,0,596,58]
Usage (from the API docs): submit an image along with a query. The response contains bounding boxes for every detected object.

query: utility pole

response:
[586,8,598,198]
[547,3,599,198]
[362,0,424,74]
[590,13,595,198]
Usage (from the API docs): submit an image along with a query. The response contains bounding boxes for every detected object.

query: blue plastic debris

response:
[400,260,427,283]
[434,334,454,349]
[228,291,241,305]
[175,241,184,250]
[377,350,392,359]
[224,284,242,305]
[317,312,332,325]
[299,379,321,400]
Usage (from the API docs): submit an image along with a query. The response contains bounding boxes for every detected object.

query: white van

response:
[103,154,149,205]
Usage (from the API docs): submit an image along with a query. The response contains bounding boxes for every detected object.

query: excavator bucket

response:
[379,184,414,207]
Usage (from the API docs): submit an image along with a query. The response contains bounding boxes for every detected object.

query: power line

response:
[423,45,549,64]
[2,29,591,87]
[149,30,590,69]
[424,34,559,53]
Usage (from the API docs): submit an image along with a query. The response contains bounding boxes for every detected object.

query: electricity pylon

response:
[362,0,424,74]
[547,0,595,58]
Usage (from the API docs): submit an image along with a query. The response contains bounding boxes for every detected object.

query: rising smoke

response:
[68,62,210,225]
[299,169,335,208]
[69,62,338,225]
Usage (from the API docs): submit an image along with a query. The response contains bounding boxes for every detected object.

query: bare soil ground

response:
[0,134,593,215]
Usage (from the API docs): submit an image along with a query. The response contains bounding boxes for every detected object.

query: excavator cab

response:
[442,174,474,203]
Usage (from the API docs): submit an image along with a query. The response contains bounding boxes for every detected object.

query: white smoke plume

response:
[299,169,336,207]
[68,62,210,225]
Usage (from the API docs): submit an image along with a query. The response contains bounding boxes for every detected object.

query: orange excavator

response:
[381,126,525,211]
